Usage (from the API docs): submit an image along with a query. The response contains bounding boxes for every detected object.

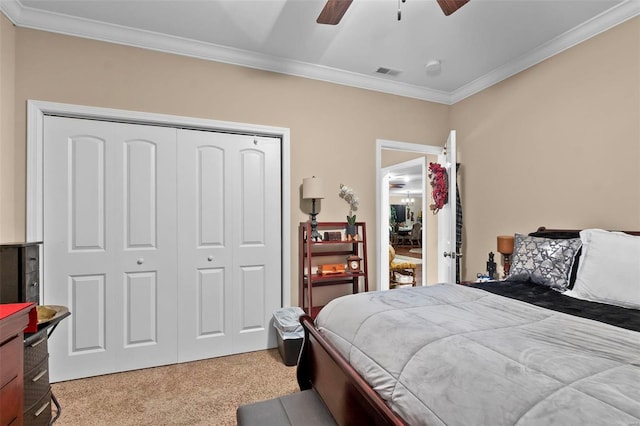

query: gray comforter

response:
[315,284,640,425]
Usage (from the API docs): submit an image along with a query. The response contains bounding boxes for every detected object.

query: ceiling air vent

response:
[376,67,402,77]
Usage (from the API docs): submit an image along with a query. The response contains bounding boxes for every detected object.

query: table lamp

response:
[497,235,515,278]
[303,176,324,241]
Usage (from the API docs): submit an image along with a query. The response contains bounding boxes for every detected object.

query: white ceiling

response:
[2,0,638,104]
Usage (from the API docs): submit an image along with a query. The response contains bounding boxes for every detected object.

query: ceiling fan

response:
[317,0,470,25]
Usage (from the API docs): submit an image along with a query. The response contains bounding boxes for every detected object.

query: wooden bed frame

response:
[297,314,405,425]
[296,227,640,425]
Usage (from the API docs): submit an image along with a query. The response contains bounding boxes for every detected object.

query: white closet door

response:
[43,116,178,381]
[177,130,281,361]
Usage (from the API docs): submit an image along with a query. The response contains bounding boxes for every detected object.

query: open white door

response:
[379,171,391,290]
[437,131,458,283]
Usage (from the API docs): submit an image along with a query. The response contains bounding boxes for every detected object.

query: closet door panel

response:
[178,131,281,359]
[232,137,281,353]
[44,116,178,382]
[70,137,105,251]
[198,268,226,336]
[176,130,233,362]
[124,271,157,346]
[69,274,105,353]
[240,150,266,244]
[199,147,225,246]
[124,141,158,249]
[238,265,265,332]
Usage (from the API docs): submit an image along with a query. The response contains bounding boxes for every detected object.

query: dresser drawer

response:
[24,271,40,304]
[24,357,50,410]
[0,375,22,426]
[0,335,21,388]
[24,389,51,426]
[22,244,40,274]
[24,331,48,373]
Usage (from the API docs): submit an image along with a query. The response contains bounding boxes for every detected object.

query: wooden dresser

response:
[0,303,35,426]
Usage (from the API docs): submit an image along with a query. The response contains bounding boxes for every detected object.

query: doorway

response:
[383,158,427,287]
[376,137,457,290]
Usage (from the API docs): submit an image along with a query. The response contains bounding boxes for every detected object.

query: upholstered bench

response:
[236,389,337,426]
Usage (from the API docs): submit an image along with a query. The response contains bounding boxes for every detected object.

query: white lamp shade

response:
[303,177,324,199]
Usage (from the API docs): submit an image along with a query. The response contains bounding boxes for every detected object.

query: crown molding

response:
[450,0,640,104]
[2,0,638,106]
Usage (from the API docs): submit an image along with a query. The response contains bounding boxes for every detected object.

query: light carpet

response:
[409,248,422,254]
[51,348,298,426]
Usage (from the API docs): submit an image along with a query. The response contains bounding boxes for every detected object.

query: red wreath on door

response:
[428,162,448,214]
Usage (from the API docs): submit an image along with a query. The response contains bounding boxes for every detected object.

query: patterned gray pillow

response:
[507,234,582,291]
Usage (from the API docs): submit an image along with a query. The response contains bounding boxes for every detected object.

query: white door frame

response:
[376,139,443,291]
[26,100,291,307]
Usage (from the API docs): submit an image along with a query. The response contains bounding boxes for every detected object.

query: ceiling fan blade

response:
[317,0,353,25]
[436,0,470,16]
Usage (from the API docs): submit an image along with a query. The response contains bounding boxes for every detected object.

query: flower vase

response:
[346,224,357,238]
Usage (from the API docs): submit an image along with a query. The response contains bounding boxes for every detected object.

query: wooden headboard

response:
[535,226,640,237]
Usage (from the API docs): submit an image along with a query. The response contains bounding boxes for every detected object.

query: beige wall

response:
[0,13,16,242]
[2,14,637,300]
[2,23,450,303]
[450,17,640,279]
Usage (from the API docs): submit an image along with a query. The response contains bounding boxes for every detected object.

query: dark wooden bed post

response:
[297,315,406,426]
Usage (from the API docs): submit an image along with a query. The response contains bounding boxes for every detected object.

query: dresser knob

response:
[137,258,144,265]
[207,256,214,261]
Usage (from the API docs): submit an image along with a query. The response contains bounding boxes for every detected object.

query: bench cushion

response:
[237,389,336,426]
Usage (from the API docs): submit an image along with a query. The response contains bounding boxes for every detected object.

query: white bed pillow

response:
[570,229,640,309]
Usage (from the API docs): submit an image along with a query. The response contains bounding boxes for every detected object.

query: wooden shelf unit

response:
[299,222,368,318]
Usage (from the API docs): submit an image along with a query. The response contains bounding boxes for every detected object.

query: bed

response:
[296,228,640,425]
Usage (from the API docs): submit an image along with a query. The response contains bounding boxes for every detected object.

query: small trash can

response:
[273,307,305,366]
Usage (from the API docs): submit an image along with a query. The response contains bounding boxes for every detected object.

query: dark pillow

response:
[508,234,582,292]
[528,230,581,288]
